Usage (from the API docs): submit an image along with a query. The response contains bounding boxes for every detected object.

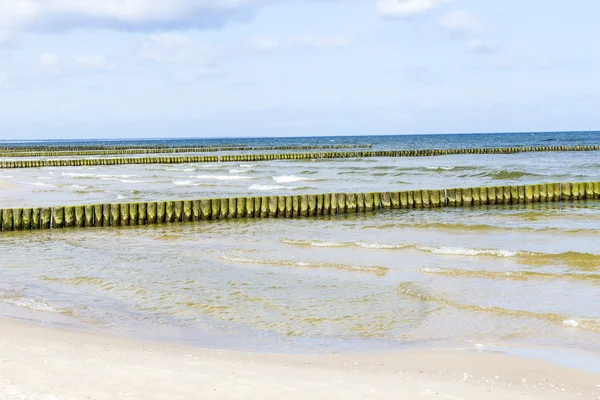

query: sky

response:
[0,0,598,139]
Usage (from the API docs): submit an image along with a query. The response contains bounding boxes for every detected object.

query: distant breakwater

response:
[1,145,599,169]
[1,181,598,232]
[0,144,371,158]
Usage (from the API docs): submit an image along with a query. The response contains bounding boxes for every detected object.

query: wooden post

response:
[199,199,211,220]
[129,203,140,226]
[110,204,120,226]
[156,201,167,223]
[52,207,65,229]
[356,193,365,212]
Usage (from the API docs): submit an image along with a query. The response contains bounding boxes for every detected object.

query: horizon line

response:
[1,130,599,142]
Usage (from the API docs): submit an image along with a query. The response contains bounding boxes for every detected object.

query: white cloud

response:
[0,70,8,88]
[250,34,355,51]
[439,10,484,36]
[249,36,281,51]
[0,31,11,47]
[0,51,126,91]
[72,54,119,72]
[39,52,60,68]
[466,39,499,55]
[140,33,215,65]
[139,33,222,81]
[377,0,446,18]
[0,0,263,32]
[288,34,354,48]
[0,1,449,33]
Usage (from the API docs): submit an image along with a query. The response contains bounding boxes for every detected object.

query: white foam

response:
[97,174,136,178]
[273,175,311,183]
[173,180,194,186]
[2,297,62,313]
[419,246,518,257]
[562,317,598,328]
[420,267,446,274]
[16,181,56,188]
[197,175,252,181]
[221,254,254,263]
[229,169,250,174]
[61,172,95,177]
[71,184,88,190]
[426,166,455,171]
[281,239,346,247]
[355,241,407,250]
[240,163,256,168]
[249,184,288,191]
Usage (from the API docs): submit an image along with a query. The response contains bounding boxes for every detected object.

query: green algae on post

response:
[2,180,600,232]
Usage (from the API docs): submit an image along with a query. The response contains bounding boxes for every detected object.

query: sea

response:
[1,131,599,357]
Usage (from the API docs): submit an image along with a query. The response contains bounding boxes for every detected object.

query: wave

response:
[273,175,313,184]
[229,169,252,174]
[281,239,513,255]
[40,275,107,287]
[15,181,56,188]
[397,282,600,333]
[420,246,518,257]
[281,238,409,250]
[97,174,137,178]
[363,222,600,235]
[249,184,288,191]
[70,184,88,190]
[173,180,194,186]
[420,267,600,282]
[281,239,600,268]
[165,167,195,172]
[425,166,461,171]
[221,254,389,276]
[489,170,543,180]
[0,295,70,314]
[196,175,253,181]
[249,184,315,191]
[61,172,95,178]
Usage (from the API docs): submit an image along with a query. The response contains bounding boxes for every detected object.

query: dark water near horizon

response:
[1,130,600,357]
[1,131,599,150]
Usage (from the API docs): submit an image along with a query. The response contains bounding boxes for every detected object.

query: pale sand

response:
[1,318,599,399]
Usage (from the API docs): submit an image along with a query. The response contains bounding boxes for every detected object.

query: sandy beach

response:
[0,317,598,400]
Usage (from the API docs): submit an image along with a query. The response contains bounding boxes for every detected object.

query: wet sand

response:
[0,317,598,400]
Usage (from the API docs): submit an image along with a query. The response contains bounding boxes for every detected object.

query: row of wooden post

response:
[0,144,371,158]
[1,181,598,232]
[1,145,599,169]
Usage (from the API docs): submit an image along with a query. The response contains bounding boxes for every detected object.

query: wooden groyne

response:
[0,144,370,157]
[1,146,598,169]
[1,181,598,232]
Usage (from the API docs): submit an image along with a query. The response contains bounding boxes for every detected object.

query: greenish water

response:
[1,132,599,356]
[1,202,599,354]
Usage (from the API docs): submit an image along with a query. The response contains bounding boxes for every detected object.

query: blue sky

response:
[0,0,598,139]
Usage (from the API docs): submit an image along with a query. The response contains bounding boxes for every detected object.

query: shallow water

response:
[1,202,599,353]
[1,132,599,355]
[2,151,600,207]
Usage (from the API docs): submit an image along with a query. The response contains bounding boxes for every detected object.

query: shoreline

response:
[1,316,598,399]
